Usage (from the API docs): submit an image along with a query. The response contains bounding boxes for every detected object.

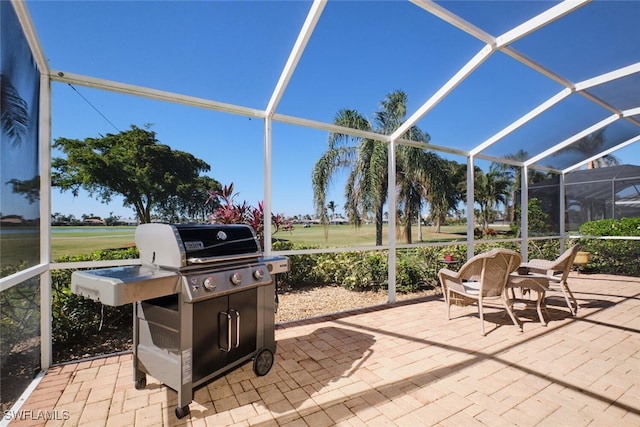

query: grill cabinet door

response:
[227,288,257,365]
[193,296,227,381]
[192,288,257,382]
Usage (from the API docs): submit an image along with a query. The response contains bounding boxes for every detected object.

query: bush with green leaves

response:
[524,239,561,261]
[52,248,138,348]
[576,217,640,276]
[511,197,550,235]
[272,241,325,287]
[579,217,640,237]
[273,243,453,293]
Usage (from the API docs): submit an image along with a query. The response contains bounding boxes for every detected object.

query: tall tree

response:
[327,201,336,221]
[501,150,549,224]
[397,148,457,239]
[312,90,449,245]
[155,175,222,223]
[423,157,461,233]
[52,125,214,223]
[474,164,511,231]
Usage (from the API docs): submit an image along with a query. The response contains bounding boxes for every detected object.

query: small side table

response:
[507,272,550,326]
[439,259,461,268]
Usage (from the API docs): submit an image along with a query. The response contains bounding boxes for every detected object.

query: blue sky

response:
[24,0,640,220]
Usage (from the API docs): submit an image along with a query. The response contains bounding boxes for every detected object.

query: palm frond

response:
[0,74,29,147]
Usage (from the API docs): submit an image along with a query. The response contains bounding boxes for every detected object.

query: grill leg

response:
[132,302,146,389]
[175,405,190,419]
[177,297,194,417]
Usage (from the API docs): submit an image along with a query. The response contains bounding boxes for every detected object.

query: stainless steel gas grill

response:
[71,223,289,419]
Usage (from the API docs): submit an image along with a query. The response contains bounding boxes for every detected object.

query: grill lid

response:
[135,223,261,269]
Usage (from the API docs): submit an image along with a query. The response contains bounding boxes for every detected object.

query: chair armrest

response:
[438,267,462,290]
[438,267,460,280]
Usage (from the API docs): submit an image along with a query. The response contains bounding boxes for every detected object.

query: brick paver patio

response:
[8,272,640,426]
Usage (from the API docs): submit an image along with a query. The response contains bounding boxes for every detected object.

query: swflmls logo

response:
[3,410,71,421]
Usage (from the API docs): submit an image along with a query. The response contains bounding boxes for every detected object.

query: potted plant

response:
[574,250,590,271]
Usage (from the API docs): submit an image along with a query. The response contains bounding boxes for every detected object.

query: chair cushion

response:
[461,281,481,295]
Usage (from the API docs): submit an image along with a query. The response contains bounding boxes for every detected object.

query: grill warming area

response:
[71,223,289,419]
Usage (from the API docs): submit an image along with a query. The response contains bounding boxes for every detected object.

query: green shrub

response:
[395,257,427,293]
[272,241,326,287]
[52,248,138,350]
[576,217,640,276]
[525,239,561,261]
[273,243,467,293]
[579,217,640,237]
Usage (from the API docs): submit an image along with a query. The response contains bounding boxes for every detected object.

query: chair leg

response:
[502,293,523,332]
[536,290,547,326]
[478,298,485,336]
[560,281,578,316]
[446,289,451,320]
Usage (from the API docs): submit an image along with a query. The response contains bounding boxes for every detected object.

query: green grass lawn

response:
[276,223,467,247]
[1,228,40,269]
[45,223,474,261]
[51,227,136,260]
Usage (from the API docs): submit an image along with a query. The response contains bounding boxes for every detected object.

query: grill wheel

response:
[253,348,274,376]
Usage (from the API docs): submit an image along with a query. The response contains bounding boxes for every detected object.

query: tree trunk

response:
[404,210,413,244]
[375,205,383,246]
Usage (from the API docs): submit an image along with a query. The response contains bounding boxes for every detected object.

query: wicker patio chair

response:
[520,244,583,316]
[439,248,522,335]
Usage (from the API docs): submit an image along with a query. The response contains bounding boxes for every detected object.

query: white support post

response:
[559,173,566,252]
[521,166,529,261]
[263,117,273,256]
[466,156,475,260]
[387,141,397,303]
[39,73,52,370]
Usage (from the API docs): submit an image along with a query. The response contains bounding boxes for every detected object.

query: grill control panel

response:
[182,264,272,303]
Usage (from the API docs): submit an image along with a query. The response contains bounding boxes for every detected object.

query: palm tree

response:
[312,90,452,245]
[397,148,457,238]
[475,164,511,231]
[327,201,336,222]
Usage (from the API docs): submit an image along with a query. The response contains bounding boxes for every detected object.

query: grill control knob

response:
[253,268,265,280]
[203,276,216,291]
[230,272,242,286]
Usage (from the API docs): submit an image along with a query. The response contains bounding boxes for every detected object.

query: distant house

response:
[0,215,24,225]
[114,218,138,226]
[82,218,106,226]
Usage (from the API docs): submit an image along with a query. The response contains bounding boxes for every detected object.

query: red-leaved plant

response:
[205,183,291,246]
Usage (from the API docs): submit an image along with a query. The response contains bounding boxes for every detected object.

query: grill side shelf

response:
[71,266,181,306]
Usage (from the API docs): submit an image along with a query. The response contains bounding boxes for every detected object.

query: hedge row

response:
[576,217,640,276]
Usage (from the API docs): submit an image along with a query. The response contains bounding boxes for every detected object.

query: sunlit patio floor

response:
[10,272,640,426]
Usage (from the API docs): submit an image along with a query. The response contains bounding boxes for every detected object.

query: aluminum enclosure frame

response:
[3,0,639,379]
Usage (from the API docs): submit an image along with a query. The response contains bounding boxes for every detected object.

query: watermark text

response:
[3,410,71,421]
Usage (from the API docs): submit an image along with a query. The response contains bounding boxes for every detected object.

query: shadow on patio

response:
[9,273,640,426]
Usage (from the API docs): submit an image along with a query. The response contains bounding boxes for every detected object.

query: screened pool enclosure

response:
[1,0,639,412]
